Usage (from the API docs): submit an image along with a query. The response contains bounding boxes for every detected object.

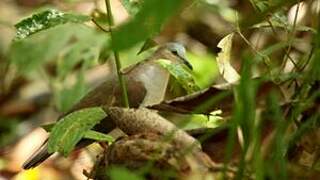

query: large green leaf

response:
[10,24,73,74]
[48,107,107,156]
[157,59,200,94]
[112,0,183,50]
[10,24,107,74]
[14,9,90,40]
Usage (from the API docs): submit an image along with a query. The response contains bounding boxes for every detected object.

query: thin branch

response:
[299,45,314,72]
[267,16,298,69]
[267,17,278,36]
[235,13,272,71]
[236,27,272,69]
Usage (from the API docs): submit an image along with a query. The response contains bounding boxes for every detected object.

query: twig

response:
[267,16,298,70]
[236,27,272,70]
[267,17,278,35]
[235,13,272,71]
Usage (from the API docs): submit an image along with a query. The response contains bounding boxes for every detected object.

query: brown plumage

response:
[22,43,192,169]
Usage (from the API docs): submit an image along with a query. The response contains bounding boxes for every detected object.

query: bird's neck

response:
[121,49,179,106]
[129,60,170,106]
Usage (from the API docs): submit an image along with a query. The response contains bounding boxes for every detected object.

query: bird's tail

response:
[22,139,53,169]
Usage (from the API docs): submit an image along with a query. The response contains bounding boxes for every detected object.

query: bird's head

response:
[156,42,193,70]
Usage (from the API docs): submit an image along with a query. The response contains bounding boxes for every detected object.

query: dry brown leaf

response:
[216,33,240,84]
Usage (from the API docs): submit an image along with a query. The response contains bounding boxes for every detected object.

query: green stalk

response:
[105,0,130,108]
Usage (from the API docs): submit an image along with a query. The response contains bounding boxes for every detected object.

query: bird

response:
[22,42,193,169]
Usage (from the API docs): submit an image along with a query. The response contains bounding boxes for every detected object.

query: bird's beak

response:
[179,55,193,70]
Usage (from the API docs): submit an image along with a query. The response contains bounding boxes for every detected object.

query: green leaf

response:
[42,123,114,143]
[14,9,90,40]
[10,24,107,75]
[41,123,55,132]
[0,117,20,147]
[157,59,200,94]
[216,33,240,84]
[121,0,144,15]
[250,0,269,12]
[113,0,183,50]
[109,166,144,180]
[187,52,218,89]
[57,27,107,79]
[55,72,87,113]
[54,28,107,112]
[253,42,288,63]
[48,107,107,156]
[10,24,74,74]
[84,130,115,143]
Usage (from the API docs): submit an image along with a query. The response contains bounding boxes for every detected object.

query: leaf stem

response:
[105,0,130,108]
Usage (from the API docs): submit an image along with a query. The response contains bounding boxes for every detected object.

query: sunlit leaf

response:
[113,0,183,50]
[14,9,90,40]
[48,107,107,156]
[187,52,218,88]
[157,59,200,94]
[216,33,240,84]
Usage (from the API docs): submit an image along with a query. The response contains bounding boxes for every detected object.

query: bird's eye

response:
[171,50,178,55]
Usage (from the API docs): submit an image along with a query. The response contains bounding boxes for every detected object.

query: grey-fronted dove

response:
[22,42,193,169]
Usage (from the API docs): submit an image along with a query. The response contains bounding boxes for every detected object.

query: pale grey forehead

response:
[166,42,186,55]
